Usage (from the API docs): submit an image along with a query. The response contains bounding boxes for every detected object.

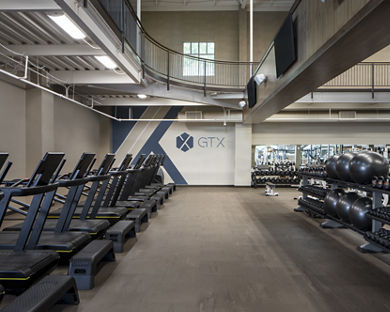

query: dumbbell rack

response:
[297,173,388,253]
[251,169,299,188]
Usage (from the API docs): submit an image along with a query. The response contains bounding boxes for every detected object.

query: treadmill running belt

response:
[0,250,58,279]
[0,232,91,252]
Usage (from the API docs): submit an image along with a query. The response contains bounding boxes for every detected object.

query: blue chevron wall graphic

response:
[129,106,187,185]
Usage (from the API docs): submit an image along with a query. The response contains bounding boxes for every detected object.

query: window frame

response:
[183,42,215,77]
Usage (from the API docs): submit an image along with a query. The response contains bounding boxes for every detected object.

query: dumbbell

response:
[377,176,385,189]
[372,176,379,188]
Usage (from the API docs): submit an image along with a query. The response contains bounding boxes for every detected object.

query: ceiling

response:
[0,11,106,72]
[141,0,294,11]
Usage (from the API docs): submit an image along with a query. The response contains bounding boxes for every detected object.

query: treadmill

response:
[0,153,91,255]
[0,180,60,291]
[101,153,134,208]
[115,155,161,210]
[0,153,12,186]
[152,154,176,193]
[0,153,9,172]
[143,154,173,195]
[99,154,150,223]
[51,154,129,222]
[112,155,157,209]
[6,153,111,237]
[135,154,170,200]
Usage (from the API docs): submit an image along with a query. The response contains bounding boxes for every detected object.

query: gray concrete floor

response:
[9,187,390,311]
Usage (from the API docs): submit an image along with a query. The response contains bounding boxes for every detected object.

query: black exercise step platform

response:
[167,183,176,192]
[298,185,327,199]
[156,190,168,201]
[114,200,154,218]
[1,275,79,312]
[125,209,148,232]
[150,183,174,194]
[120,199,155,219]
[149,195,161,211]
[161,186,172,195]
[144,186,169,200]
[113,200,140,209]
[105,220,136,252]
[68,240,115,290]
[141,199,157,214]
[367,207,390,225]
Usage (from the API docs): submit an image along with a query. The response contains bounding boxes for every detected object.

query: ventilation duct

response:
[339,111,356,119]
[185,111,203,120]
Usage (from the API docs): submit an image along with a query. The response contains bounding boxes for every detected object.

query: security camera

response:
[239,100,246,108]
[254,73,267,86]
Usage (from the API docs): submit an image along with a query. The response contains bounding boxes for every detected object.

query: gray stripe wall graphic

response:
[113,106,235,185]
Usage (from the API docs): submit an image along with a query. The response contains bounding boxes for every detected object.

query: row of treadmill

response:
[0,151,176,312]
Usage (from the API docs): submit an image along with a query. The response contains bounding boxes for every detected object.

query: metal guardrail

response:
[322,62,390,89]
[91,0,390,94]
[91,0,257,92]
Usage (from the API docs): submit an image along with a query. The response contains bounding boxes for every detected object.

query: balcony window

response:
[183,42,215,76]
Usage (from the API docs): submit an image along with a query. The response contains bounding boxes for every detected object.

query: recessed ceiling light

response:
[48,14,86,40]
[94,56,118,69]
[137,94,148,100]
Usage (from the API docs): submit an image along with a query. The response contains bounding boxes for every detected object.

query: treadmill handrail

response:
[58,177,90,188]
[84,174,111,182]
[0,183,59,197]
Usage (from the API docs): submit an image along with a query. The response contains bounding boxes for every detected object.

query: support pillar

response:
[234,123,252,186]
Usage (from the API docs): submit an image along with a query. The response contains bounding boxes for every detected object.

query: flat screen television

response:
[247,76,257,108]
[274,14,296,78]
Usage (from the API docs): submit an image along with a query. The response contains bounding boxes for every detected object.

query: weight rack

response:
[297,173,390,253]
[251,168,300,188]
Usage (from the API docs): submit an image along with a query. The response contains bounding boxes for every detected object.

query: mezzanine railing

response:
[90,0,257,92]
[322,62,390,90]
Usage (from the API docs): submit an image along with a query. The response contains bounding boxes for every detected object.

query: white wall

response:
[0,79,112,177]
[114,106,237,185]
[162,122,235,185]
[0,80,26,178]
[53,97,112,173]
[142,11,286,62]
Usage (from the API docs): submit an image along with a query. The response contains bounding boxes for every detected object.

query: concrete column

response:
[295,145,302,168]
[251,145,256,167]
[25,89,55,174]
[238,10,248,62]
[234,123,252,186]
[238,10,248,86]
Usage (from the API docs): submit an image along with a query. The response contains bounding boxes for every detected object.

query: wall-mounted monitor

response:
[247,76,257,108]
[274,14,297,78]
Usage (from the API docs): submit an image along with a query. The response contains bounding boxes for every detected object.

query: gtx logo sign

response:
[176,132,225,152]
[176,132,194,152]
[198,137,225,148]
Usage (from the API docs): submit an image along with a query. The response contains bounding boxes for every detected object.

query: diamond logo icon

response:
[176,132,194,152]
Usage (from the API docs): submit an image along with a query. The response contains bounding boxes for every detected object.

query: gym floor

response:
[38,187,390,311]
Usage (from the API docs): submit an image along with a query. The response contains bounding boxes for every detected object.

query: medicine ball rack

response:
[296,172,390,254]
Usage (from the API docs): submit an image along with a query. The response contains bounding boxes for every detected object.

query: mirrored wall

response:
[254,144,390,168]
